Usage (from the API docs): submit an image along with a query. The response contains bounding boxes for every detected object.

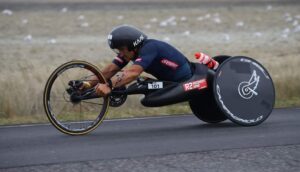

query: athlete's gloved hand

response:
[79,81,92,90]
[95,83,111,97]
[194,52,219,70]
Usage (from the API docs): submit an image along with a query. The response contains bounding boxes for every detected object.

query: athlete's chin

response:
[124,56,131,61]
[126,55,136,61]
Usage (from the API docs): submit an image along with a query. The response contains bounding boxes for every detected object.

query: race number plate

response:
[148,82,163,89]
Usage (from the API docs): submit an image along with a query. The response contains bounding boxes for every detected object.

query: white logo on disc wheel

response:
[238,70,260,99]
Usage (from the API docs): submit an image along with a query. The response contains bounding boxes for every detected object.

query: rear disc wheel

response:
[213,56,275,126]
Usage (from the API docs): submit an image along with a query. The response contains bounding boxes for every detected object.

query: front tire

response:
[43,60,109,135]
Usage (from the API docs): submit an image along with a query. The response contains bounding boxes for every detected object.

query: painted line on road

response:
[0,114,192,129]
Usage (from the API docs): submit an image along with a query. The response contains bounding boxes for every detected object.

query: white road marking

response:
[0,114,192,129]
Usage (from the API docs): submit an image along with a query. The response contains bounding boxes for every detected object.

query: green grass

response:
[275,97,300,108]
[0,103,191,125]
[0,115,48,126]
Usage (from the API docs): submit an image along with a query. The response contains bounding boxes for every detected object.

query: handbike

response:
[43,55,275,135]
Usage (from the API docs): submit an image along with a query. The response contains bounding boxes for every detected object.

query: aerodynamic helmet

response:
[107,25,147,53]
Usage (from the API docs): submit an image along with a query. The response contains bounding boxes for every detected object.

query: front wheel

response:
[43,60,109,135]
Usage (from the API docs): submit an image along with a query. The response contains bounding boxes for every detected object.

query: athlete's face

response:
[117,46,135,61]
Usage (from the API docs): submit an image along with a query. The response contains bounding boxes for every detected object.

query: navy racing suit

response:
[112,39,193,82]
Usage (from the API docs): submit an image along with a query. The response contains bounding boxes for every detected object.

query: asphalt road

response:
[0,108,300,170]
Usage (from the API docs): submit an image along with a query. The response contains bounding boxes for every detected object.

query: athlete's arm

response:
[94,64,143,96]
[111,64,144,88]
[83,63,121,88]
[101,63,121,80]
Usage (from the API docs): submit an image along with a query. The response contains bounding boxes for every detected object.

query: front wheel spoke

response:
[80,74,96,81]
[51,98,71,103]
[81,100,104,105]
[79,103,92,112]
[55,101,70,119]
[58,72,70,90]
[80,102,82,119]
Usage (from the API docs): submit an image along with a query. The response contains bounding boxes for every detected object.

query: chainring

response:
[109,86,127,107]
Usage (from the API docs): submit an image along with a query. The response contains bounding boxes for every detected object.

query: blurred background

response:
[0,0,299,125]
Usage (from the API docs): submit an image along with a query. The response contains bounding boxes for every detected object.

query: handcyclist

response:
[82,25,219,96]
